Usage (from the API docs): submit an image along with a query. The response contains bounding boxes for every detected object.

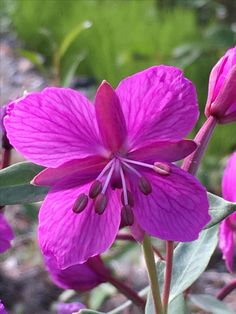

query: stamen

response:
[121,205,134,226]
[154,162,171,175]
[121,157,155,170]
[89,180,102,198]
[138,176,152,195]
[121,161,142,178]
[94,162,115,215]
[119,165,128,205]
[121,190,134,207]
[101,162,115,194]
[94,194,107,215]
[97,159,114,180]
[73,193,88,213]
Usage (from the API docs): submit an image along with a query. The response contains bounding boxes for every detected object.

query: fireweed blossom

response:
[219,152,236,272]
[45,255,105,291]
[4,66,210,268]
[205,46,236,124]
[0,213,14,254]
[0,300,7,314]
[57,302,85,314]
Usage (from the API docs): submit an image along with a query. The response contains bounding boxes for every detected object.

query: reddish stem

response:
[116,233,135,241]
[87,259,146,310]
[217,279,236,300]
[152,246,165,261]
[1,148,11,169]
[162,241,174,314]
[182,115,217,175]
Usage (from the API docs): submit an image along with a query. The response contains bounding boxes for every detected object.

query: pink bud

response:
[205,46,236,124]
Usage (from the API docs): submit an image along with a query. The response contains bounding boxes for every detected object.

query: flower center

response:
[72,156,171,225]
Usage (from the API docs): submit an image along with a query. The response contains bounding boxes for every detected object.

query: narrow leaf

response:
[169,225,219,301]
[146,226,219,313]
[189,294,235,314]
[205,192,236,228]
[0,184,49,205]
[0,162,44,187]
[61,53,85,87]
[59,20,92,59]
[168,294,187,314]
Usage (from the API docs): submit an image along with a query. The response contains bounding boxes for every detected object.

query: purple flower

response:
[0,213,14,253]
[0,300,7,314]
[205,46,236,124]
[4,66,210,268]
[219,152,236,272]
[45,255,105,291]
[57,302,85,314]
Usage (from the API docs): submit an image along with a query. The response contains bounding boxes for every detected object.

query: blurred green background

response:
[1,0,236,161]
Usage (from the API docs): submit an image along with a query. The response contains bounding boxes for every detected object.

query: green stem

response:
[142,235,163,314]
[162,241,174,314]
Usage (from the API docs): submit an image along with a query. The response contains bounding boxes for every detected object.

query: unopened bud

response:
[205,47,236,124]
[138,176,152,195]
[94,193,107,215]
[73,193,88,213]
[89,180,103,198]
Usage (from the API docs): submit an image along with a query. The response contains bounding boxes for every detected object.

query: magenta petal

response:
[33,155,107,186]
[57,302,85,314]
[222,152,236,202]
[0,301,7,314]
[219,216,235,272]
[211,66,236,118]
[116,66,199,150]
[130,164,210,241]
[129,220,145,242]
[219,152,236,272]
[0,213,14,253]
[39,183,121,268]
[45,255,105,291]
[4,87,104,167]
[128,140,197,163]
[95,81,127,153]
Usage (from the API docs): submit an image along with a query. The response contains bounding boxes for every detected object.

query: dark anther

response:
[94,193,107,215]
[73,193,88,213]
[89,180,103,198]
[121,205,134,226]
[121,190,134,207]
[138,176,152,195]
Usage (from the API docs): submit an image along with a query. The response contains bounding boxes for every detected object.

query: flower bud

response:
[205,46,236,124]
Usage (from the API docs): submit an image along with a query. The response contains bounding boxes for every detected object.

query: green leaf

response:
[0,162,44,187]
[189,294,235,314]
[61,53,85,87]
[146,226,219,313]
[18,49,46,74]
[168,294,187,314]
[0,184,49,205]
[0,162,48,205]
[59,20,92,59]
[90,283,116,310]
[169,225,219,302]
[205,193,236,228]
